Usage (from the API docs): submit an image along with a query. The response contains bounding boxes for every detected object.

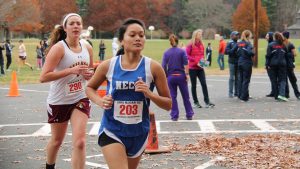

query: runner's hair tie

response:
[62,13,81,28]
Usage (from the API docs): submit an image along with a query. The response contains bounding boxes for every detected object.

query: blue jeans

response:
[217,54,224,70]
[229,63,239,97]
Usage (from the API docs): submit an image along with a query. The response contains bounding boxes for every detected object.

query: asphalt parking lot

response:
[0,73,300,169]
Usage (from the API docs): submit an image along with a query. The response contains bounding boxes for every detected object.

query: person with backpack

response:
[237,30,255,102]
[282,31,300,100]
[266,32,289,101]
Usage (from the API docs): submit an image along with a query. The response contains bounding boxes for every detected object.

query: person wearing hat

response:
[283,31,300,100]
[225,31,240,98]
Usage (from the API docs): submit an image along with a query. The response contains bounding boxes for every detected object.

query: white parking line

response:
[198,120,216,132]
[251,120,278,131]
[194,156,225,169]
[89,123,100,135]
[0,119,299,138]
[0,87,49,93]
[63,155,108,169]
[32,124,51,136]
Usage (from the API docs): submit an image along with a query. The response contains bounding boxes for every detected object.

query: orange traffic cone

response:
[144,112,170,154]
[97,80,107,97]
[6,71,20,97]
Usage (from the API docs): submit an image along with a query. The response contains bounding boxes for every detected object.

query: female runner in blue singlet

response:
[86,18,172,169]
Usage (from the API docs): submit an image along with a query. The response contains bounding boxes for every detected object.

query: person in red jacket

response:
[186,29,215,108]
[217,36,226,70]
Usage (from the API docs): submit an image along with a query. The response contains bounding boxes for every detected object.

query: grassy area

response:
[1,38,299,85]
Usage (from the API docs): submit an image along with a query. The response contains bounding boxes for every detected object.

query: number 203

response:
[120,105,138,115]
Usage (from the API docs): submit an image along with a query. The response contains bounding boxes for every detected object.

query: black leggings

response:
[189,69,210,104]
[6,54,11,69]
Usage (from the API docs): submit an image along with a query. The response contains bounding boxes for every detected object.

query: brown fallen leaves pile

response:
[176,134,300,168]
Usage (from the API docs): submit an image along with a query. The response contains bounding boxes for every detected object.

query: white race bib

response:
[65,78,84,95]
[113,100,143,124]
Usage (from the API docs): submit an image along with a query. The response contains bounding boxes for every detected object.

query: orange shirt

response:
[218,39,226,54]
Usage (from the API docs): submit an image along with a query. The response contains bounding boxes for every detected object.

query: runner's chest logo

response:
[116,81,135,90]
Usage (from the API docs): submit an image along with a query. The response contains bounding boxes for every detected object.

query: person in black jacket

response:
[225,31,240,98]
[206,43,212,66]
[237,30,255,102]
[4,39,14,71]
[0,42,5,75]
[282,31,300,100]
[265,32,275,97]
[266,32,288,101]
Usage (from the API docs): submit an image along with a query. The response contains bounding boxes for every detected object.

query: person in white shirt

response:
[39,13,94,169]
[112,37,119,57]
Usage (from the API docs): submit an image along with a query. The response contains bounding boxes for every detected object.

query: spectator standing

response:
[186,29,215,108]
[4,39,14,71]
[162,34,194,121]
[206,42,212,66]
[41,39,48,66]
[266,32,288,101]
[282,31,300,100]
[99,40,106,61]
[0,42,4,75]
[217,36,226,70]
[265,32,275,97]
[225,31,240,98]
[112,37,119,57]
[237,30,255,102]
[36,41,43,70]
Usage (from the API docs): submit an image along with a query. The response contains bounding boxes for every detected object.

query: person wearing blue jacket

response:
[237,30,255,102]
[265,32,275,97]
[266,32,289,101]
[282,31,300,100]
[225,31,240,98]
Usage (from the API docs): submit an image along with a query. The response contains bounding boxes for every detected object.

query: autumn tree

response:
[86,0,173,33]
[232,0,270,36]
[4,0,42,33]
[40,0,79,35]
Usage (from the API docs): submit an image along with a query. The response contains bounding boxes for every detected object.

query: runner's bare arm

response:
[86,59,113,109]
[135,60,172,111]
[81,43,94,80]
[40,43,88,83]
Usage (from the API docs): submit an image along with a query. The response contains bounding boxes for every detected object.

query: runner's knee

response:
[73,137,86,150]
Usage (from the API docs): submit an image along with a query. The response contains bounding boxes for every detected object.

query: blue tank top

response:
[99,55,153,137]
